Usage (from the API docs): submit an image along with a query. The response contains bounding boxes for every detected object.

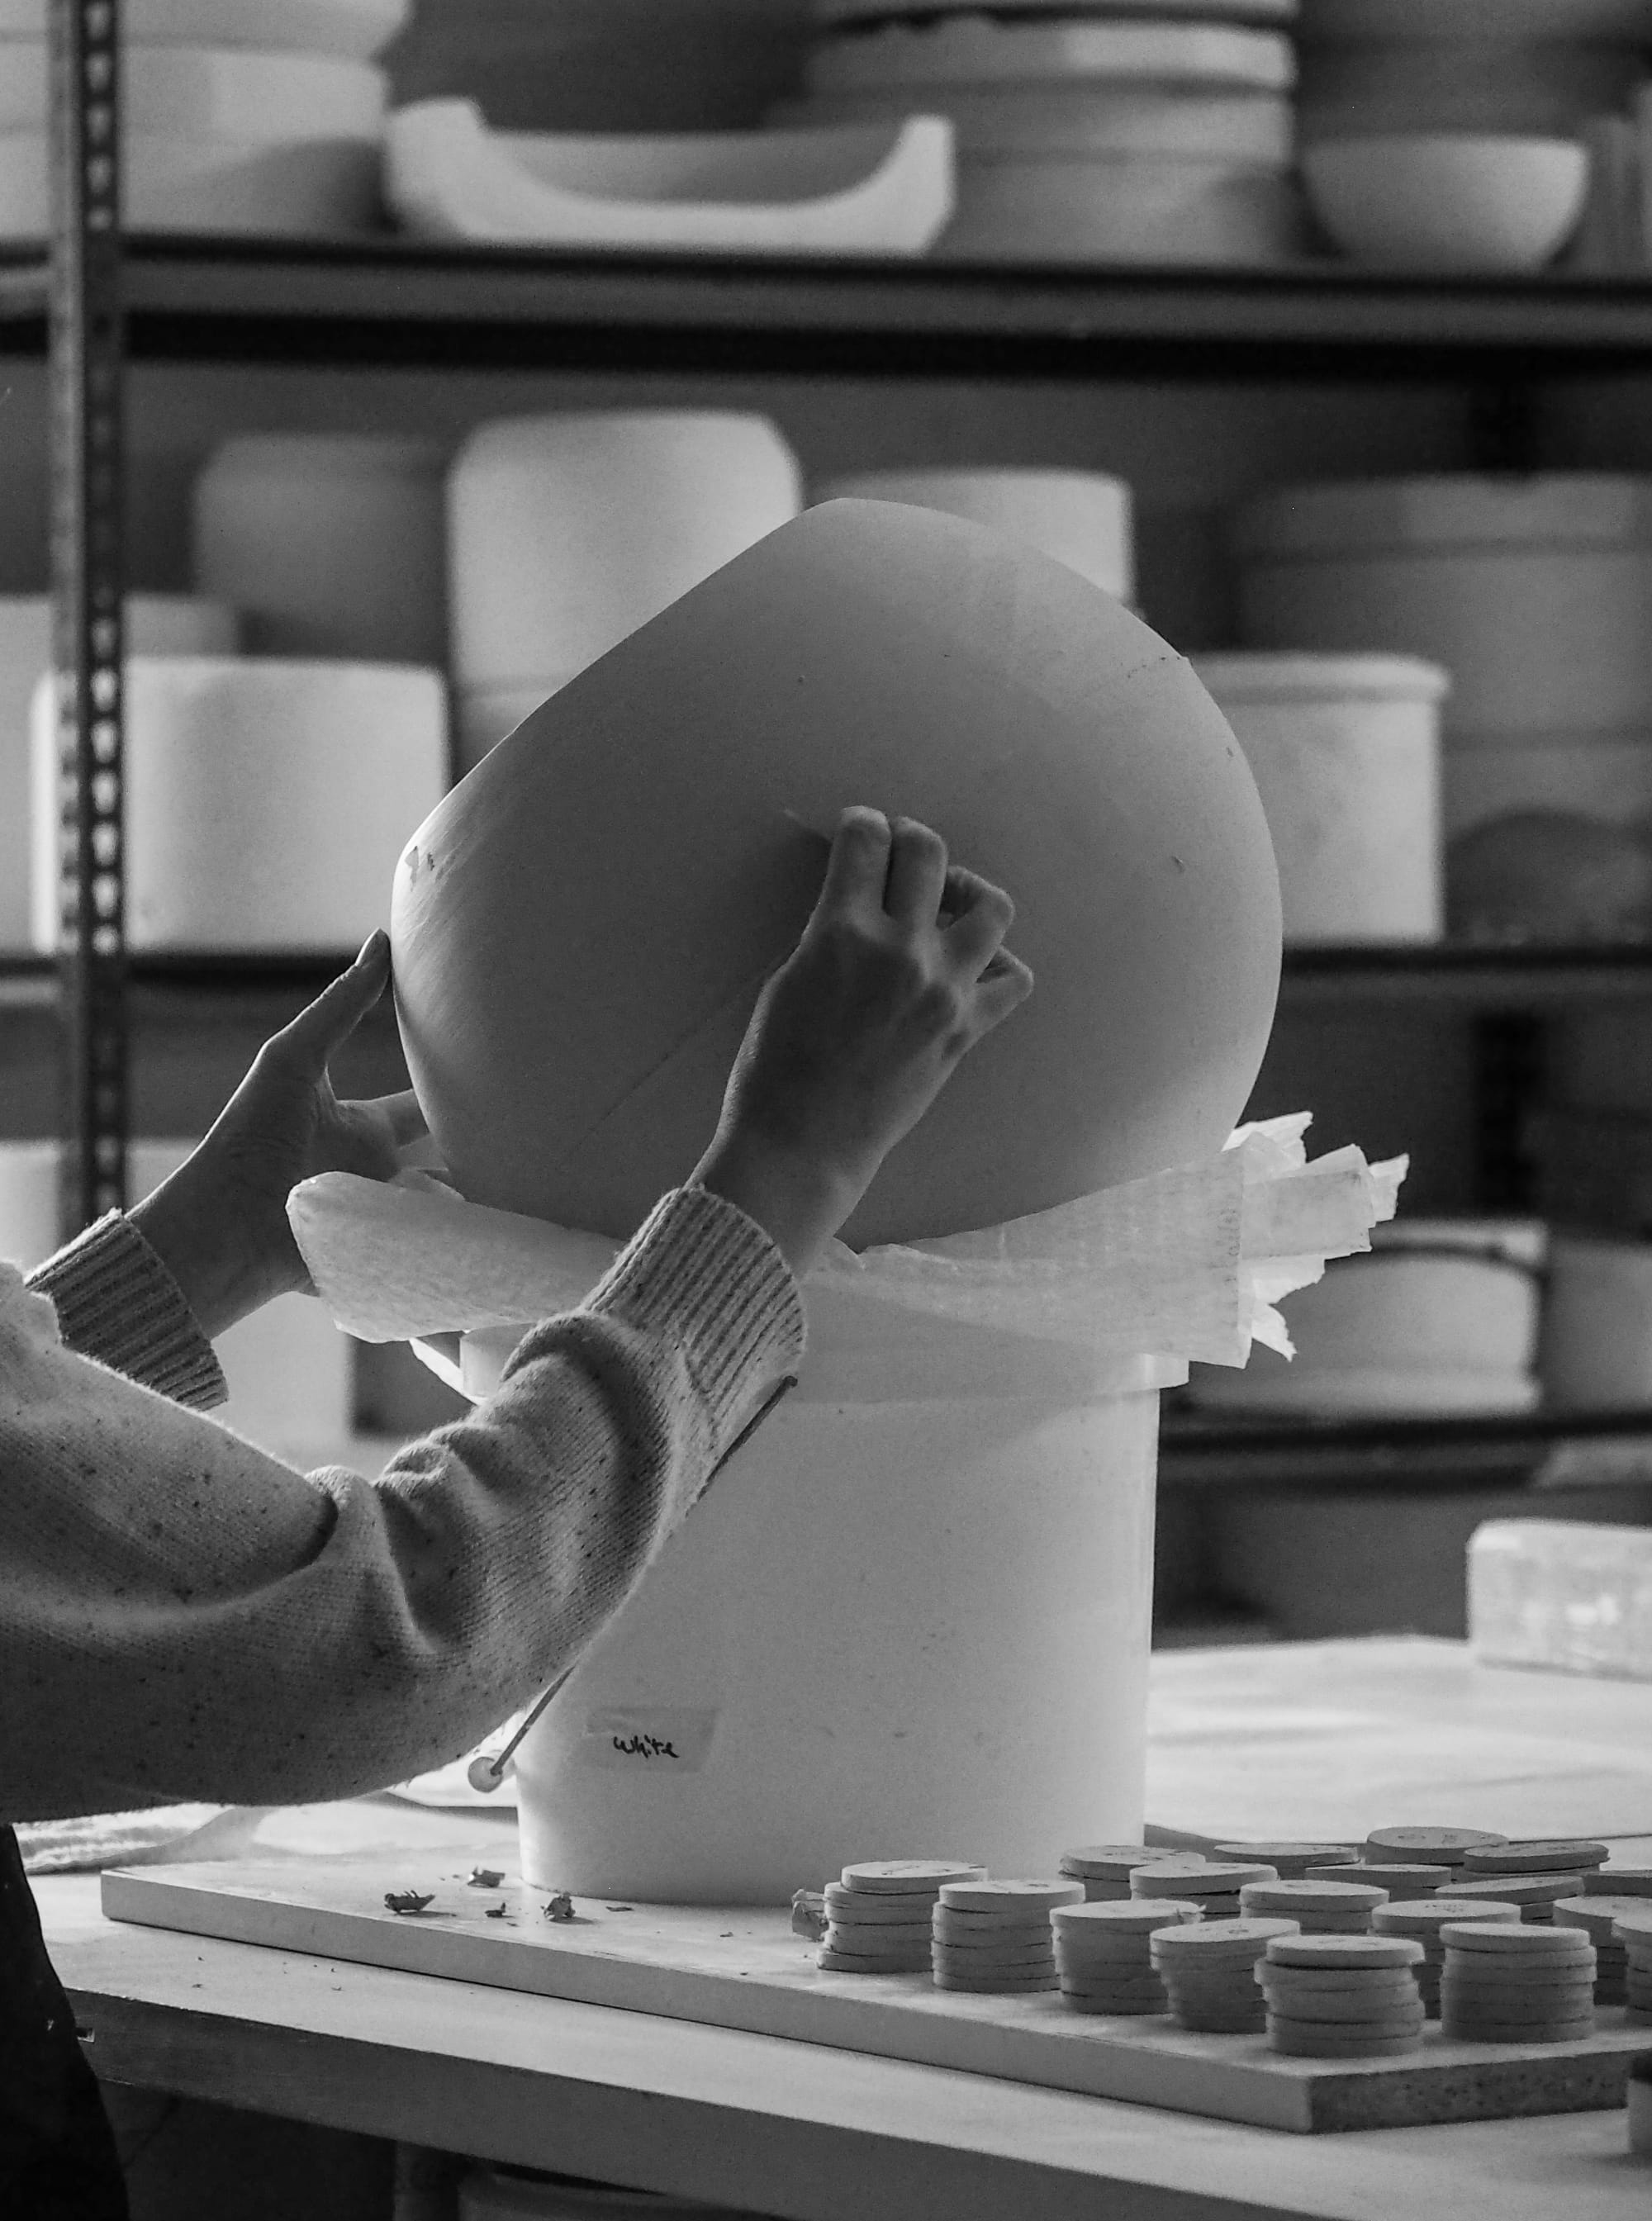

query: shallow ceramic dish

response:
[814,0,1296,19]
[0,0,406,53]
[386,102,953,254]
[0,131,382,238]
[806,17,1297,95]
[1302,135,1589,270]
[0,41,385,135]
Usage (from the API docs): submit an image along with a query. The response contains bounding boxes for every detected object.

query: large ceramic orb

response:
[391,499,1281,1246]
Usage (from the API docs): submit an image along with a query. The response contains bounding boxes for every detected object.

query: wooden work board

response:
[102,1858,1652,2136]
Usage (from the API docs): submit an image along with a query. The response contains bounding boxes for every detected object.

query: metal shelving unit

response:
[29,6,1652,1482]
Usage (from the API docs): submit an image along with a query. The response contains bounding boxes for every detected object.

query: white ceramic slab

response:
[102,1860,1652,2134]
[0,41,385,135]
[0,0,406,55]
[0,131,382,239]
[385,102,952,254]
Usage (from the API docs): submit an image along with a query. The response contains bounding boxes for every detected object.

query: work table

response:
[37,1638,1652,2221]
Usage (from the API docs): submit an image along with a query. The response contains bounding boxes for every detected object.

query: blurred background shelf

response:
[1158,1399,1652,1488]
[10,240,1652,377]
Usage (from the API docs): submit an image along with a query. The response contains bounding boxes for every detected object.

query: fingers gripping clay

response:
[390,499,1281,1246]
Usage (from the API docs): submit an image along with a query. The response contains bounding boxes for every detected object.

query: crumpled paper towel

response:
[289,1114,1404,1371]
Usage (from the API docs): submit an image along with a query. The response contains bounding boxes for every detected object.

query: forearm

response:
[2,1189,802,1821]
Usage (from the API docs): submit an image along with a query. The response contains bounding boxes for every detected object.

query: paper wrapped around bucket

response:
[289,1112,1404,1377]
[288,1114,1402,1899]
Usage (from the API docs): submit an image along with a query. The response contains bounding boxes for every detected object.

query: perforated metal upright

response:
[49,0,128,1236]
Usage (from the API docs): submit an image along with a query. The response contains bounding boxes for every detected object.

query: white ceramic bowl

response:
[1302,135,1589,271]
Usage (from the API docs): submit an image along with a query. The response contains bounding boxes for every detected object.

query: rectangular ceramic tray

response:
[102,1858,1652,2134]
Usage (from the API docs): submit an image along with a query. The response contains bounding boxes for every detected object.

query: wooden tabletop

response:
[36,1638,1652,2221]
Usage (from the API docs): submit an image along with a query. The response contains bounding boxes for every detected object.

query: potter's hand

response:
[692,806,1033,1278]
[130,930,426,1339]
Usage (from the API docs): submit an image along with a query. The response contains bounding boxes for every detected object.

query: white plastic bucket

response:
[492,1301,1175,1903]
[1191,652,1446,943]
[447,411,801,693]
[192,434,449,667]
[937,150,1303,263]
[1234,475,1652,742]
[813,467,1134,602]
[1540,1235,1652,1409]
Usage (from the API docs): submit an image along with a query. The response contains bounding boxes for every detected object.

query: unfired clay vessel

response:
[392,498,1282,1247]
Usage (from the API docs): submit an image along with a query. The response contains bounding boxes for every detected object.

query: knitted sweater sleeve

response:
[1,1187,803,1824]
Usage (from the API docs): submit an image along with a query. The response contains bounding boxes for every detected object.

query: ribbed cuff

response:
[26,1212,228,1412]
[586,1185,805,1459]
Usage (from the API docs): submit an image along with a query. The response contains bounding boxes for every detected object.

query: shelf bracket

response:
[50,0,128,1237]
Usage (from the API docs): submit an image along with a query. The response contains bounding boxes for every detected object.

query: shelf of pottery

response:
[7,0,1652,273]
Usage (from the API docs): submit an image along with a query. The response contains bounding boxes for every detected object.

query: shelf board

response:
[1160,1402,1652,1488]
[8,239,1652,377]
[1276,942,1652,1009]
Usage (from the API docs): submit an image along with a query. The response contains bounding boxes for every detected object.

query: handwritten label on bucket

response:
[582,1708,719,1773]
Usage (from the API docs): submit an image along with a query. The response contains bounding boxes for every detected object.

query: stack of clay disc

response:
[1362,1825,1507,1869]
[1058,1844,1185,1901]
[1553,1897,1642,2007]
[1240,1876,1389,1933]
[1453,1840,1610,1911]
[1583,1864,1652,1898]
[1309,1861,1450,1896]
[932,1877,1082,1994]
[1620,1910,1652,2023]
[1371,1898,1521,2016]
[1214,1841,1358,1878]
[1436,1872,1586,1924]
[1050,1897,1201,2015]
[1130,1858,1279,1920]
[1260,1932,1427,2057]
[1439,1919,1597,2043]
[1151,1915,1299,2033]
[819,1860,985,1974]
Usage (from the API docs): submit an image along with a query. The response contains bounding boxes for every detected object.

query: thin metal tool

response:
[465,1374,798,1792]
